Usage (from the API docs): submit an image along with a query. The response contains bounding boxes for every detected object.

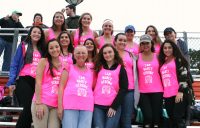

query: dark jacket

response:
[65,15,80,29]
[177,39,189,61]
[0,16,24,42]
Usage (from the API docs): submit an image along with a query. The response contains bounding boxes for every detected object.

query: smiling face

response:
[48,40,61,58]
[81,14,92,27]
[125,29,135,41]
[163,42,173,57]
[115,34,127,51]
[146,26,156,40]
[84,39,94,52]
[103,46,115,64]
[140,41,152,52]
[30,27,42,43]
[74,46,88,64]
[59,33,70,48]
[102,21,113,34]
[53,12,65,26]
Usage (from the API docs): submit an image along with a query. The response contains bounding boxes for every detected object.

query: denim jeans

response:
[0,37,13,71]
[120,90,135,128]
[62,109,93,128]
[92,106,121,128]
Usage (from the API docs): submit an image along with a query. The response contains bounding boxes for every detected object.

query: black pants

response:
[139,92,163,128]
[15,76,35,128]
[164,94,188,128]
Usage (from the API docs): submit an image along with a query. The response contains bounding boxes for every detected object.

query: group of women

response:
[6,11,192,128]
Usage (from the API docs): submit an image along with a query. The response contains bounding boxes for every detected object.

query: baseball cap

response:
[12,10,22,16]
[140,34,152,43]
[164,27,176,35]
[125,25,135,33]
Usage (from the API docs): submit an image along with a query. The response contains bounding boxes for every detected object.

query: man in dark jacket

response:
[0,11,24,71]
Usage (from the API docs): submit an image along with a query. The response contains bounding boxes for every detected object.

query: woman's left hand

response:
[107,108,116,117]
[175,92,183,103]
[35,104,44,120]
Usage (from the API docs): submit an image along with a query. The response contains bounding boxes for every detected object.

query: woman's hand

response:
[8,85,16,96]
[175,92,183,103]
[107,108,116,117]
[35,104,45,120]
[57,106,63,120]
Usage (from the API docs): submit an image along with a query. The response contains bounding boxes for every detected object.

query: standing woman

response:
[137,34,163,128]
[44,11,66,43]
[83,38,98,68]
[145,25,162,53]
[6,26,45,128]
[31,39,63,128]
[159,40,191,128]
[114,33,138,128]
[92,44,128,128]
[71,12,98,47]
[57,31,74,64]
[124,25,139,55]
[95,19,114,49]
[58,45,95,128]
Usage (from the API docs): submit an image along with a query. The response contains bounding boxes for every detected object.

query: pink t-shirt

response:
[61,53,73,65]
[125,42,139,55]
[47,28,56,42]
[63,65,94,111]
[73,29,94,47]
[19,51,41,78]
[85,62,94,69]
[94,65,121,106]
[160,59,179,98]
[137,53,163,93]
[98,36,114,49]
[33,57,64,107]
[154,44,161,54]
[122,52,134,90]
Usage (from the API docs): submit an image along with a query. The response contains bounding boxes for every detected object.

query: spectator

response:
[0,10,24,71]
[62,4,80,29]
[124,25,139,55]
[31,39,63,128]
[26,13,48,28]
[95,19,114,49]
[71,12,98,47]
[145,25,162,54]
[6,26,45,128]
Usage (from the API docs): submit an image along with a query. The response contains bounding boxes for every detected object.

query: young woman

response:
[137,34,163,128]
[44,11,66,43]
[6,26,45,128]
[31,39,63,128]
[83,38,98,68]
[124,25,139,55]
[58,45,95,128]
[145,25,162,53]
[57,31,74,64]
[159,40,192,128]
[92,44,128,128]
[114,33,138,128]
[95,19,114,49]
[71,12,98,47]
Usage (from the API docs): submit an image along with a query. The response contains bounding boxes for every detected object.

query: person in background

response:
[44,11,66,43]
[114,33,138,128]
[26,13,48,28]
[57,31,74,64]
[31,39,63,128]
[6,26,45,128]
[62,4,80,29]
[163,27,189,61]
[92,44,128,128]
[159,40,192,128]
[71,12,98,47]
[83,38,98,68]
[58,45,95,128]
[137,34,163,128]
[145,25,162,54]
[0,10,24,71]
[124,25,139,55]
[95,19,114,49]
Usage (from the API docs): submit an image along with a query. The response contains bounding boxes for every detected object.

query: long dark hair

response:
[94,43,124,72]
[83,38,97,62]
[45,39,61,77]
[57,31,74,54]
[24,26,45,64]
[158,39,189,68]
[51,11,66,31]
[78,13,92,44]
[145,25,162,45]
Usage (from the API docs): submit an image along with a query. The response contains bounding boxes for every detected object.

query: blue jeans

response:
[62,110,93,128]
[0,37,13,71]
[120,90,135,128]
[92,106,121,128]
